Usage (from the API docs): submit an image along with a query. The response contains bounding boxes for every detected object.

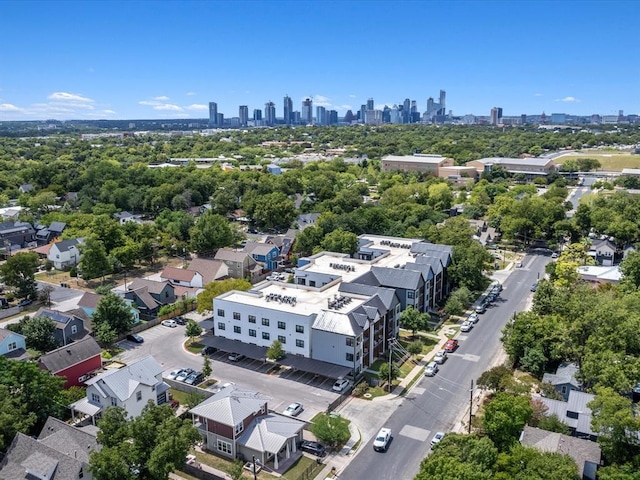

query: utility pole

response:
[468,379,473,434]
[388,339,393,392]
[252,456,258,480]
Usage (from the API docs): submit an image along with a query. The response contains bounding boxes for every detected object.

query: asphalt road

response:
[339,253,551,480]
[116,316,341,421]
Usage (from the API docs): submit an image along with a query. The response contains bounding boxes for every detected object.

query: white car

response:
[161,319,177,328]
[434,350,448,364]
[167,369,184,380]
[425,361,439,377]
[332,378,349,392]
[283,402,303,417]
[373,427,391,452]
[468,312,479,324]
[431,431,445,448]
[460,321,473,332]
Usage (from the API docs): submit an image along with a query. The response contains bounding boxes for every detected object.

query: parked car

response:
[468,313,479,324]
[201,346,216,356]
[373,427,392,452]
[228,353,245,362]
[175,368,194,382]
[283,402,303,417]
[17,298,33,307]
[434,350,448,364]
[530,281,538,292]
[167,369,185,380]
[161,319,177,328]
[430,431,445,448]
[185,371,203,385]
[516,261,523,268]
[475,303,486,314]
[425,361,439,377]
[298,441,326,457]
[174,316,187,325]
[444,339,459,352]
[460,321,473,333]
[126,333,144,344]
[332,378,350,392]
[551,252,559,258]
[486,293,496,303]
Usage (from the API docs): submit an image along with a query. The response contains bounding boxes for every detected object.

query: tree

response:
[310,413,350,448]
[266,339,285,361]
[407,340,423,355]
[0,251,39,299]
[227,459,247,480]
[90,403,201,480]
[320,229,358,256]
[22,315,58,352]
[620,250,640,290]
[253,192,296,231]
[184,319,202,344]
[197,278,252,313]
[477,365,513,392]
[378,362,400,388]
[189,210,235,255]
[95,322,117,346]
[0,385,37,451]
[93,291,135,336]
[494,444,579,480]
[444,287,474,316]
[588,386,640,464]
[79,236,111,280]
[481,392,532,451]
[448,243,492,292]
[202,355,212,378]
[400,306,427,337]
[38,283,54,308]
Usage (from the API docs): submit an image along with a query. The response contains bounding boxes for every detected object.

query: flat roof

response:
[470,157,555,167]
[382,154,448,164]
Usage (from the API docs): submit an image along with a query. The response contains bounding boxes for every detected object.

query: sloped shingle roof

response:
[38,336,101,373]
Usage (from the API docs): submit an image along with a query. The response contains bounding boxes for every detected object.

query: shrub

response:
[407,340,423,355]
[353,381,369,397]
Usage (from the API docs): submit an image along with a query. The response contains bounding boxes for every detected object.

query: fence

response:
[164,378,215,399]
[180,463,224,480]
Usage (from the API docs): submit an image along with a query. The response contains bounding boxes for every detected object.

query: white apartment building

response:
[205,235,452,377]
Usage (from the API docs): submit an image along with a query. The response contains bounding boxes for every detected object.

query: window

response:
[91,393,100,404]
[7,341,17,351]
[217,309,225,317]
[408,291,415,299]
[248,315,256,323]
[296,339,304,348]
[261,318,270,326]
[249,329,256,337]
[234,326,241,334]
[71,325,78,334]
[309,280,316,287]
[111,397,118,406]
[346,337,354,347]
[217,440,232,455]
[262,332,270,340]
[218,322,226,331]
[136,391,142,402]
[234,422,244,435]
[277,321,286,330]
[278,335,286,344]
[295,325,304,334]
[346,353,354,362]
[233,312,241,320]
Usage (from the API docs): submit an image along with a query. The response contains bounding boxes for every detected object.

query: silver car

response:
[425,361,439,377]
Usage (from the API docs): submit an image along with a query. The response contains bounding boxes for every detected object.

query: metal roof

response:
[85,355,163,402]
[189,386,269,427]
[237,413,305,455]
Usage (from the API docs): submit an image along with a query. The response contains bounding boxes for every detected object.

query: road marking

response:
[412,387,426,395]
[449,353,481,362]
[398,425,431,442]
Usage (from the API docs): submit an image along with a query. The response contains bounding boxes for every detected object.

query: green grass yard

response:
[553,151,640,171]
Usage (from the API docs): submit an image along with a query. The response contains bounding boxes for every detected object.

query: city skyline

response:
[0,0,638,121]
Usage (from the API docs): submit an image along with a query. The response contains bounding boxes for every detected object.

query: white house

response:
[48,238,83,270]
[70,356,168,424]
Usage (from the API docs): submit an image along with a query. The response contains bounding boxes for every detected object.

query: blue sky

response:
[0,0,638,121]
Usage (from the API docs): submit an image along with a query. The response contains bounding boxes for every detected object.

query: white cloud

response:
[102,109,116,114]
[153,104,183,111]
[139,100,160,106]
[0,103,23,112]
[186,104,208,111]
[338,104,352,111]
[349,94,356,99]
[557,96,579,103]
[534,93,543,97]
[186,92,197,96]
[153,95,170,101]
[48,91,93,103]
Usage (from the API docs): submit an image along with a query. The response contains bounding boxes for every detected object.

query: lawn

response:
[553,151,640,171]
[192,450,277,480]
[281,455,325,480]
[186,341,205,353]
[168,388,192,405]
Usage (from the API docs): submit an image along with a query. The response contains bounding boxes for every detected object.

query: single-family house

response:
[520,426,601,480]
[77,291,140,325]
[0,206,23,222]
[19,183,34,194]
[125,278,175,320]
[35,221,67,245]
[623,244,636,259]
[577,265,622,285]
[589,238,617,266]
[160,265,204,288]
[114,211,143,225]
[48,238,83,270]
[243,241,280,271]
[542,362,582,401]
[70,355,169,424]
[0,416,99,480]
[38,336,103,388]
[187,258,229,284]
[190,385,305,471]
[0,328,28,360]
[0,221,36,250]
[35,308,87,348]
[214,249,260,281]
[538,390,597,441]
[296,213,320,230]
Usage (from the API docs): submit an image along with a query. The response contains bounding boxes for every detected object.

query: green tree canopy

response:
[79,236,111,280]
[22,315,58,352]
[0,251,39,299]
[93,291,135,336]
[197,278,252,313]
[481,392,532,451]
[189,210,236,256]
[309,413,350,448]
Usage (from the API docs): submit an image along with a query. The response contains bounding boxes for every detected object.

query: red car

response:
[444,339,459,352]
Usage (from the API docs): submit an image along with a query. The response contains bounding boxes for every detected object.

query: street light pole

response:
[468,379,474,434]
[252,456,258,480]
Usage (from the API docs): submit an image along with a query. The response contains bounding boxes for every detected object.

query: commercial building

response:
[205,235,452,377]
[381,154,454,174]
[301,98,313,125]
[264,102,276,126]
[283,95,293,125]
[466,157,557,179]
[208,102,218,127]
[239,105,249,126]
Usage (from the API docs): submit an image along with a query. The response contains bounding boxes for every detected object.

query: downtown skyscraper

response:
[283,95,293,125]
[301,98,313,125]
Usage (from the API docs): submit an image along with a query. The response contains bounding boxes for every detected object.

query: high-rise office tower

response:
[264,102,276,126]
[497,107,503,122]
[328,110,338,125]
[367,98,374,111]
[403,98,411,123]
[360,104,367,122]
[490,107,499,125]
[316,106,326,126]
[239,105,249,126]
[284,95,293,125]
[253,109,262,121]
[208,102,218,127]
[217,113,224,126]
[438,90,446,115]
[301,98,313,124]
